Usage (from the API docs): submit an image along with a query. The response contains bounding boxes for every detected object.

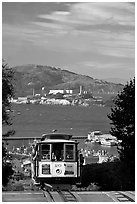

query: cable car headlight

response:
[56,169,62,174]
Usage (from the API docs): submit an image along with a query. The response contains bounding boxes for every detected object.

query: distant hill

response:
[102,78,129,85]
[12,64,124,97]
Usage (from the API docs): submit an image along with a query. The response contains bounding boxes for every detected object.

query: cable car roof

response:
[41,133,73,141]
[39,139,76,143]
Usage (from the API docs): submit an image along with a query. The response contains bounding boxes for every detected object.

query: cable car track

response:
[114,191,135,202]
[42,186,78,202]
[57,190,78,202]
[42,189,55,202]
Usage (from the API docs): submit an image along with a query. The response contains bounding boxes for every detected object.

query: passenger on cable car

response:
[32,143,38,179]
[52,149,63,161]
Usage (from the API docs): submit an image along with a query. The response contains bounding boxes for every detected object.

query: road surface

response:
[2,191,135,202]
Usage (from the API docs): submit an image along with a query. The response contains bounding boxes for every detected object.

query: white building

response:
[45,99,70,105]
[49,89,73,95]
[49,90,64,95]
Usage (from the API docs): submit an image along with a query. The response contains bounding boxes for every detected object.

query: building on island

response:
[49,89,73,95]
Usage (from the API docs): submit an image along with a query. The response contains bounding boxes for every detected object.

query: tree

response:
[2,62,15,187]
[2,62,14,125]
[108,78,135,168]
[81,161,135,191]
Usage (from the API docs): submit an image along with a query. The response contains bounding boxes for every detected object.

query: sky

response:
[2,2,135,81]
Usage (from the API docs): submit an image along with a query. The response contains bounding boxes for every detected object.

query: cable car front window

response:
[65,144,75,161]
[52,143,64,161]
[41,144,50,160]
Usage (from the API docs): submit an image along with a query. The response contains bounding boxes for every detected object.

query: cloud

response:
[78,60,135,80]
[81,58,134,69]
[3,23,49,45]
[72,2,134,26]
[32,21,71,35]
[31,2,134,56]
[3,20,134,60]
[3,2,135,44]
[2,2,135,79]
[36,2,134,29]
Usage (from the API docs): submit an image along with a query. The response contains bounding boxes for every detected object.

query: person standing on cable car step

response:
[32,143,38,179]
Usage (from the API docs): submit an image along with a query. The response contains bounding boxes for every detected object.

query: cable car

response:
[2,132,84,188]
[31,133,82,187]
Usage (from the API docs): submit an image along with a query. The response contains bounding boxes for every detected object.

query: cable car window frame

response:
[64,143,75,161]
[41,144,51,160]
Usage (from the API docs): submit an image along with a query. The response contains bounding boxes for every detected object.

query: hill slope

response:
[12,64,124,97]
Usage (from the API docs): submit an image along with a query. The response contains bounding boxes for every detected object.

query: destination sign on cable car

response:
[42,164,50,174]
